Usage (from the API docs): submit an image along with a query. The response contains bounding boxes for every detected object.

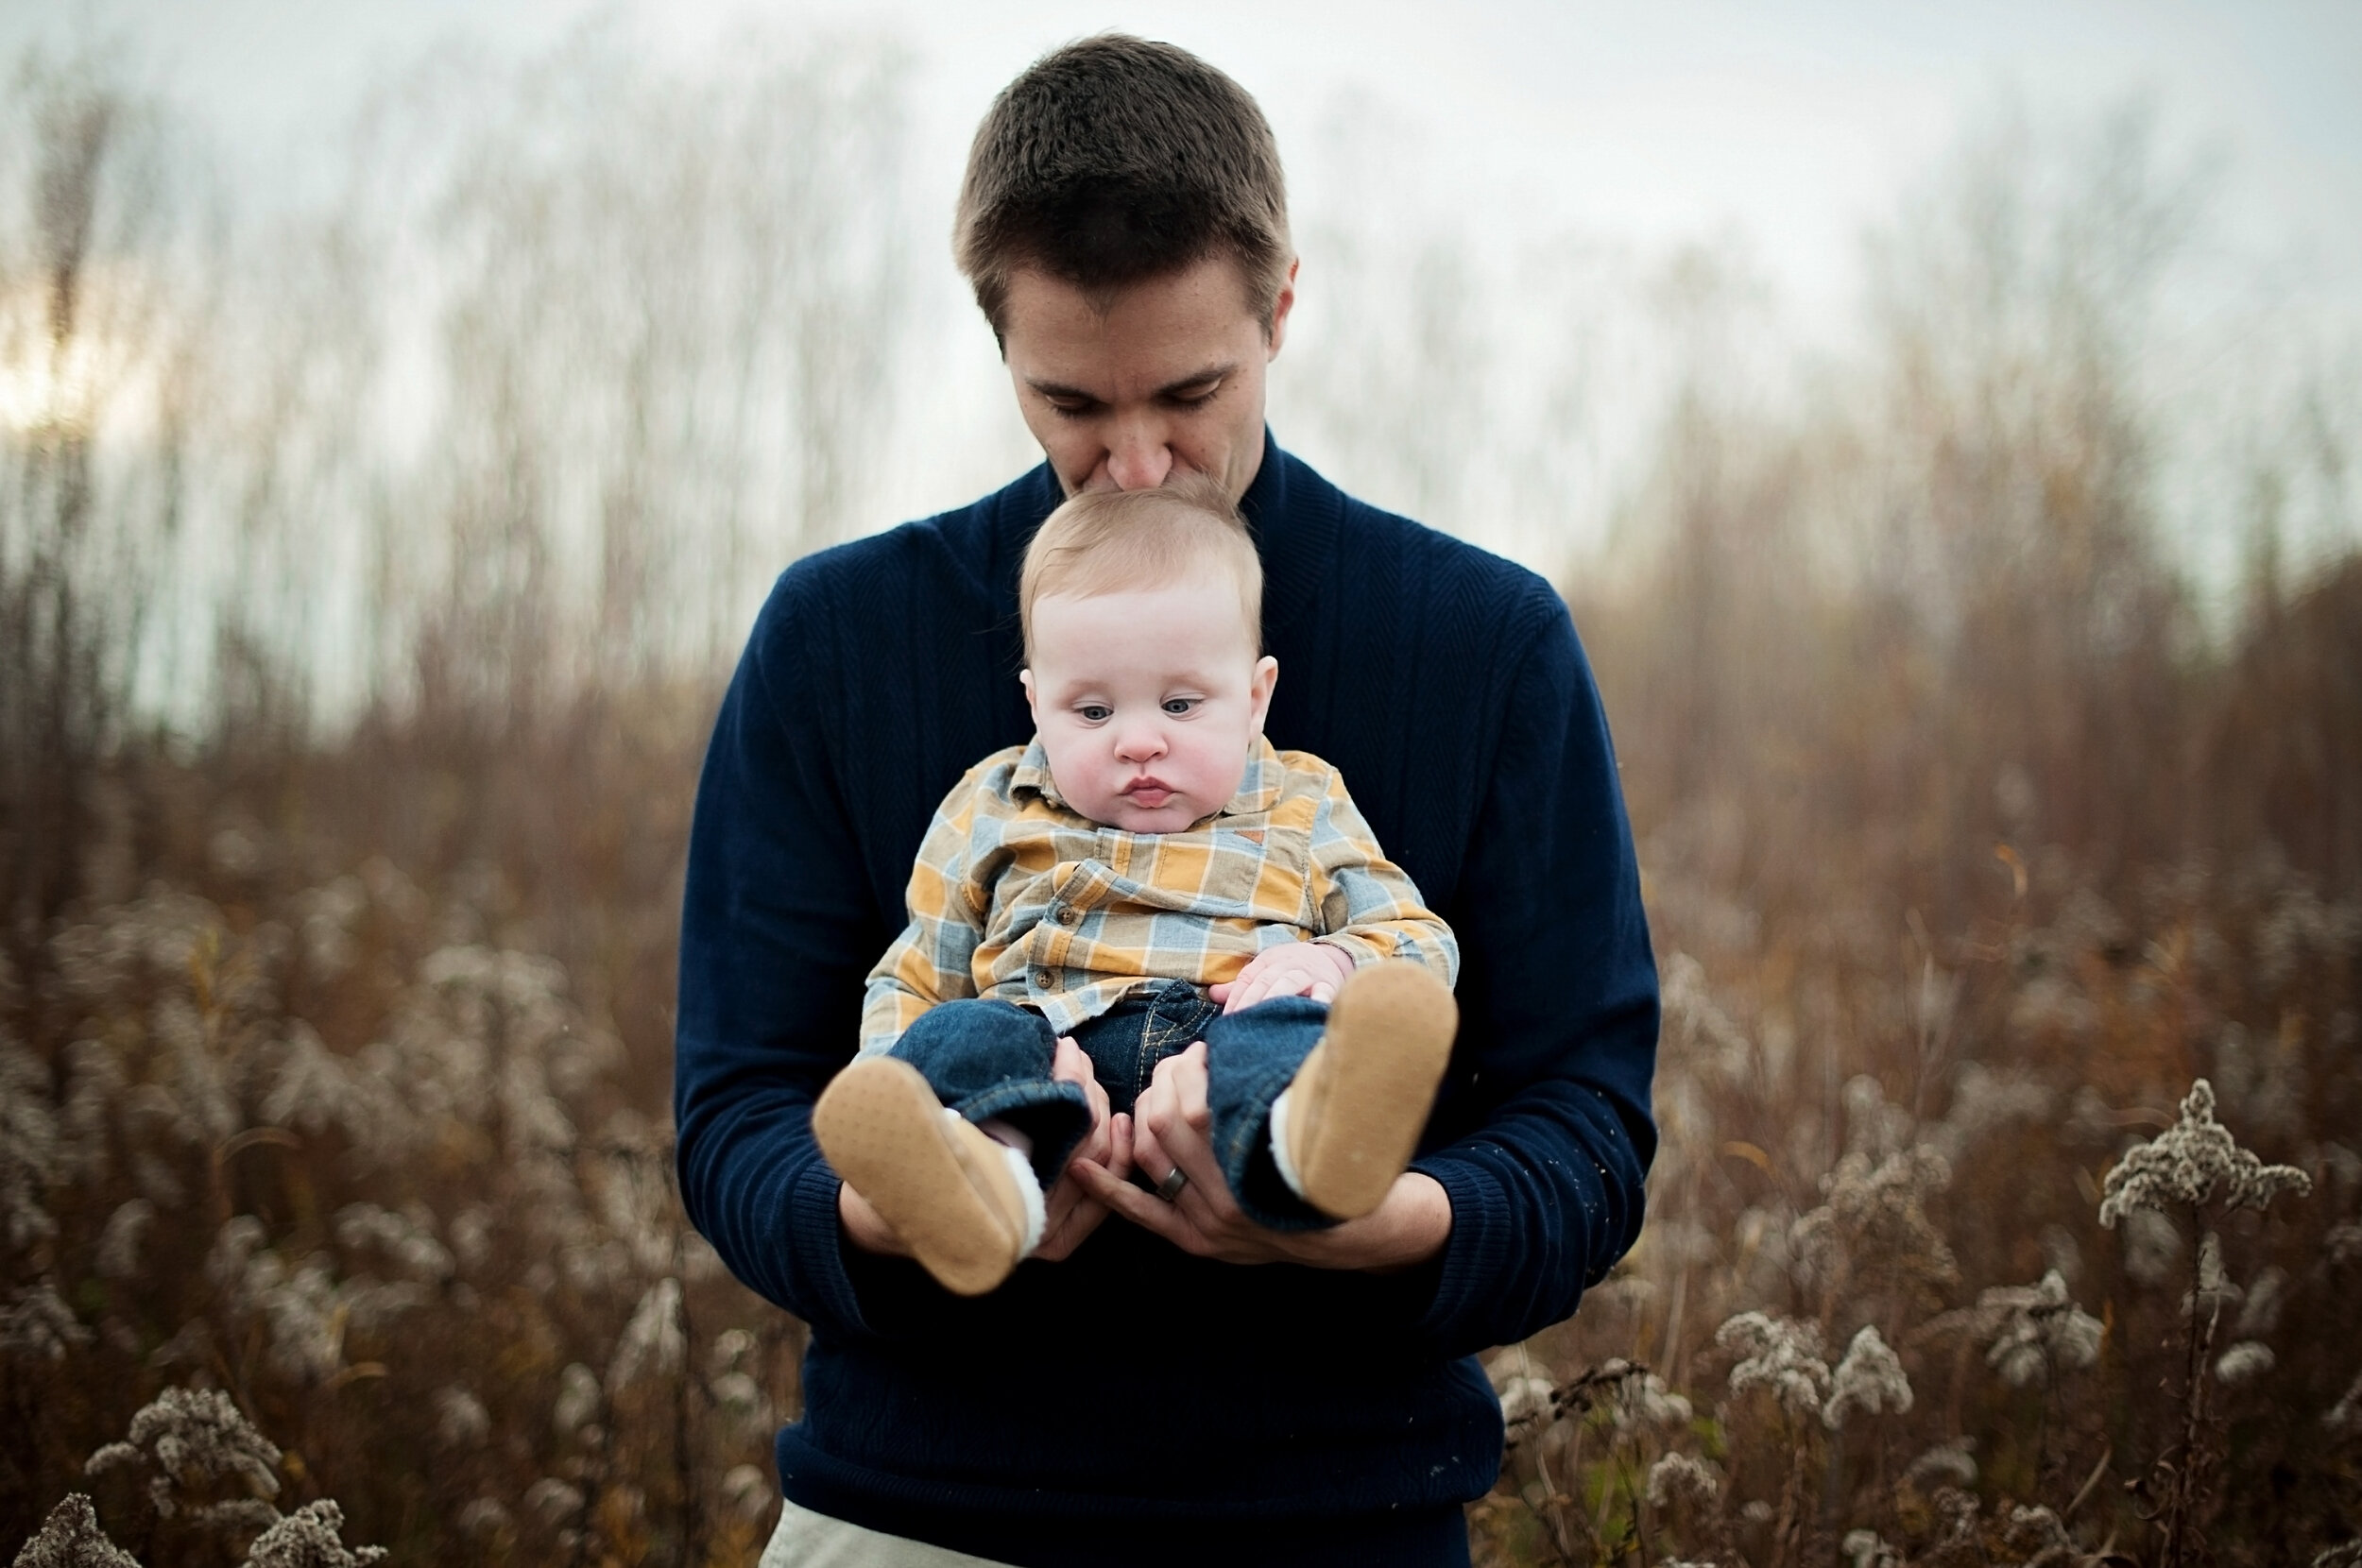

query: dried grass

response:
[4,32,2359,1568]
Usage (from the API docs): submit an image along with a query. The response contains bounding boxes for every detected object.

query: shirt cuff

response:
[1310,933,1388,968]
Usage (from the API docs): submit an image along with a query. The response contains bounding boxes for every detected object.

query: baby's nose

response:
[1113,724,1167,760]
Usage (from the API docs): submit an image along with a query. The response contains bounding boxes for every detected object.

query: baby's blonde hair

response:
[1018,477,1263,661]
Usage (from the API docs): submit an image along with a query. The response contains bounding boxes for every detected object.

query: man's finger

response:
[1127,1116,1170,1187]
[1033,1185,1108,1262]
[1053,1035,1103,1092]
[1040,1177,1082,1234]
[1146,1048,1230,1212]
[1053,1035,1107,1110]
[1072,1160,1199,1249]
[1105,1111,1135,1181]
[1138,1058,1181,1145]
[1174,1040,1212,1130]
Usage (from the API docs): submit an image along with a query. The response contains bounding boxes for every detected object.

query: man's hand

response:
[1071,1040,1453,1270]
[836,1175,907,1257]
[1209,941,1356,1014]
[836,1035,1124,1262]
[1032,1034,1126,1259]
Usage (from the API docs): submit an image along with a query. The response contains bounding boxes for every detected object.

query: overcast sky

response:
[6,0,2359,579]
[15,0,2356,316]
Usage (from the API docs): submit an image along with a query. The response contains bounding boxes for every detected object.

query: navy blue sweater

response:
[674,435,1659,1565]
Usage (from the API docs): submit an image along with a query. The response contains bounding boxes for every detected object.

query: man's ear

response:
[1247,656,1278,733]
[1265,257,1300,357]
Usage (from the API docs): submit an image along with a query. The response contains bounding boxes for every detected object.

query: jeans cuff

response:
[950,1079,1092,1185]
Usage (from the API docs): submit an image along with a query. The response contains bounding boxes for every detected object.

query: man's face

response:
[999,254,1297,500]
[1021,573,1278,834]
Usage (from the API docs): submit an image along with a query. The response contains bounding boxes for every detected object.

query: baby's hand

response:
[1209,941,1357,1014]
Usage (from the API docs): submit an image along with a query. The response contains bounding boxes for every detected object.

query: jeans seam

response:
[1137,1007,1162,1101]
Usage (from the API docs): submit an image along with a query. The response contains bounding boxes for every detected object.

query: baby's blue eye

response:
[1077,705,1111,723]
[1162,698,1196,716]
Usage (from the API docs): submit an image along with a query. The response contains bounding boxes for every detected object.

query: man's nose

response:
[1104,423,1174,490]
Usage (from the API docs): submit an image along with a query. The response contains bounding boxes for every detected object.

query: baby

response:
[813,478,1459,1295]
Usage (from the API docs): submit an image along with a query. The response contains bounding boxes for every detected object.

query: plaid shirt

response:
[860,737,1458,1052]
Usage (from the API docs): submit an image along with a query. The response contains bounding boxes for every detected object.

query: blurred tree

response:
[1863,97,2203,894]
[0,53,203,939]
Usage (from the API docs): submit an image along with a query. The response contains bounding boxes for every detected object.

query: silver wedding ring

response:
[1155,1167,1189,1202]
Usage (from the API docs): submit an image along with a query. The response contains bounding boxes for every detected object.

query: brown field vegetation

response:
[4,36,2359,1568]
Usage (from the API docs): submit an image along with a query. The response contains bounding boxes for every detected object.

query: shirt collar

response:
[1225,736,1286,814]
[1010,739,1065,808]
[1013,734,1286,823]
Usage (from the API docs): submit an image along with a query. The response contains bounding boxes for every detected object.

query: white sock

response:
[1268,1088,1309,1201]
[1000,1144,1047,1255]
[960,1111,1048,1255]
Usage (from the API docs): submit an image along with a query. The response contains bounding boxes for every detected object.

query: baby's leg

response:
[885,1000,1092,1184]
[1205,962,1458,1226]
[813,1001,1087,1296]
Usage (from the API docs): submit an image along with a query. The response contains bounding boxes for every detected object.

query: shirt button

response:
[1034,968,1059,989]
[1055,905,1081,927]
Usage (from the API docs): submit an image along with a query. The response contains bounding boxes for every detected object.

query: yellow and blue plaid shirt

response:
[860,736,1459,1053]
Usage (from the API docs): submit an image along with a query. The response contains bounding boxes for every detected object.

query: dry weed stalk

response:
[2098,1080,2311,1568]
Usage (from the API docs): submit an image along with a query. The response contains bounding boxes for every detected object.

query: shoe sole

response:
[812,1057,1019,1297]
[1294,963,1459,1220]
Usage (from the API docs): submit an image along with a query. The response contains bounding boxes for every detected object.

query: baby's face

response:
[1021,572,1277,834]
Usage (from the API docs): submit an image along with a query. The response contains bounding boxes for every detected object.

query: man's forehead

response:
[1000,258,1262,355]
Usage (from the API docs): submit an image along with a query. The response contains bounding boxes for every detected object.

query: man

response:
[675,35,1658,1568]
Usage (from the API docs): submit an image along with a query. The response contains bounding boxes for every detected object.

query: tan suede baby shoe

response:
[813,1057,1034,1296]
[1284,960,1459,1220]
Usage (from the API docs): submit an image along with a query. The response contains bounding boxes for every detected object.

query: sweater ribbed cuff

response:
[788,1155,872,1339]
[1409,1154,1508,1354]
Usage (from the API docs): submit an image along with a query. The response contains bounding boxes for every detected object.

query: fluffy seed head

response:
[1823,1324,1913,1428]
[2098,1079,2311,1227]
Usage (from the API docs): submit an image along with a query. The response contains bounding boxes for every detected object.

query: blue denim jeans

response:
[885,981,1333,1232]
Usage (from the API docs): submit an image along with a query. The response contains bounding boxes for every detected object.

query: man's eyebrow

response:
[1025,364,1238,402]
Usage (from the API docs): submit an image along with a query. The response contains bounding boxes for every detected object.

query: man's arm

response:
[1401,595,1659,1356]
[674,571,886,1338]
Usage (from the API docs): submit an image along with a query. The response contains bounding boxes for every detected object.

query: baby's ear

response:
[1248,655,1278,730]
[1019,668,1038,720]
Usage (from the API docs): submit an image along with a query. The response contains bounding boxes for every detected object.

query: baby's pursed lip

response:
[1121,776,1173,803]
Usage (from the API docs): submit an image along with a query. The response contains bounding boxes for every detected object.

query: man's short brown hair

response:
[1018,477,1264,663]
[955,35,1292,338]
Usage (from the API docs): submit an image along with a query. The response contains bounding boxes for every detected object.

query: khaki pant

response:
[757,1497,1017,1568]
